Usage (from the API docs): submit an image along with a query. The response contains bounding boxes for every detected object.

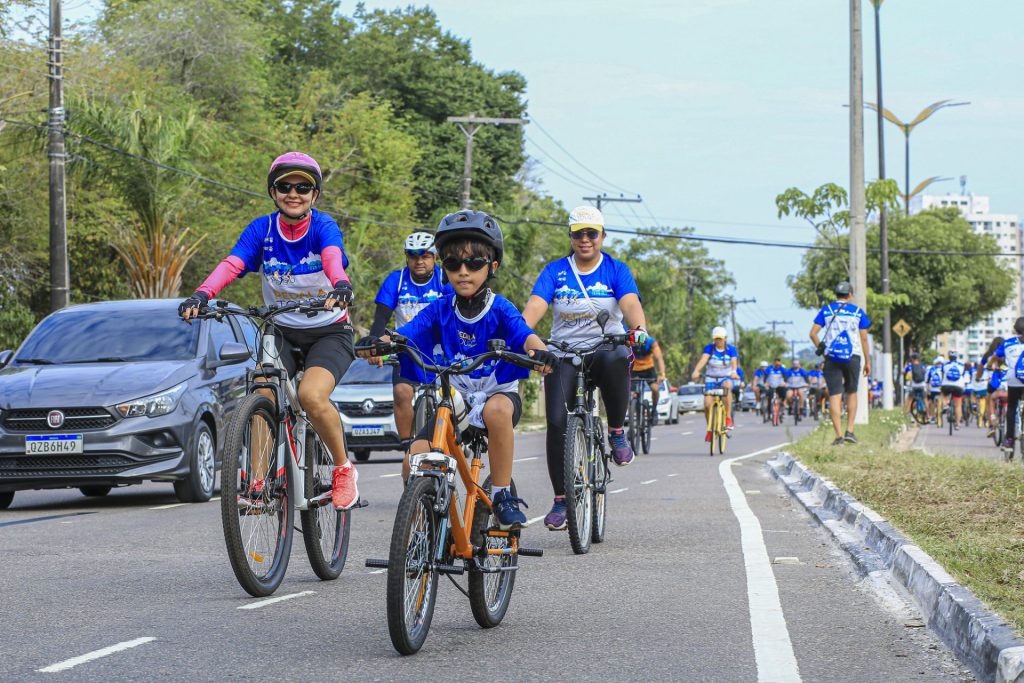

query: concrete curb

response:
[766,452,1024,683]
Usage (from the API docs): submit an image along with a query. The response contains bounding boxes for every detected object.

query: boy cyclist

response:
[179,152,359,509]
[358,210,556,529]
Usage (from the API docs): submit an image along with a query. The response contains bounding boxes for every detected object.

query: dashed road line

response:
[667,473,679,478]
[681,431,693,436]
[379,473,402,479]
[640,479,657,485]
[369,568,386,575]
[150,503,186,510]
[514,456,538,462]
[237,590,316,610]
[609,487,628,494]
[37,637,156,673]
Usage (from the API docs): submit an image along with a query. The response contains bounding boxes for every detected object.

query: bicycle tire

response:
[948,404,954,436]
[627,395,639,454]
[563,415,593,555]
[591,423,608,544]
[412,392,436,437]
[708,402,718,457]
[469,476,518,627]
[793,396,801,426]
[717,426,727,455]
[386,476,439,655]
[221,393,294,597]
[300,429,350,581]
[641,402,652,455]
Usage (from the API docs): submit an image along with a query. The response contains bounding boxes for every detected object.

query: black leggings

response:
[1006,386,1024,440]
[544,347,630,496]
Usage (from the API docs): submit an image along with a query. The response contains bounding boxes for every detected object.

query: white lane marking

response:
[379,473,402,478]
[681,431,693,436]
[237,590,316,610]
[149,503,186,510]
[526,515,545,526]
[719,442,801,683]
[609,487,628,494]
[370,568,386,574]
[640,479,657,485]
[667,473,679,478]
[514,456,538,462]
[37,637,156,673]
[210,497,220,502]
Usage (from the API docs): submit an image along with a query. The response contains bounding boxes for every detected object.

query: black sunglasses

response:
[441,256,490,272]
[273,181,316,196]
[570,228,602,241]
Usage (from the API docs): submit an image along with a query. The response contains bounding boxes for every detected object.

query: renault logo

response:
[47,410,65,429]
[361,399,375,414]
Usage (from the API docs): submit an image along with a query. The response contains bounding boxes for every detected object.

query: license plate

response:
[25,434,84,454]
[352,425,384,437]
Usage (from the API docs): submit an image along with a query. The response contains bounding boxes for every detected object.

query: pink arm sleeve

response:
[322,246,349,286]
[196,255,246,298]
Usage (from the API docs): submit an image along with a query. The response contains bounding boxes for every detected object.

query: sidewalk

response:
[912,416,1004,461]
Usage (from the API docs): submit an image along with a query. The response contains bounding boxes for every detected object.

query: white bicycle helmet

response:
[759,360,769,368]
[933,356,944,365]
[712,326,728,340]
[404,231,436,254]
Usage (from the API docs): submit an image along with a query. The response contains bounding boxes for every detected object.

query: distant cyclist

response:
[632,335,666,424]
[939,351,967,429]
[753,360,769,407]
[691,326,740,439]
[763,358,788,416]
[807,361,825,414]
[784,359,809,415]
[903,353,927,416]
[990,319,1024,451]
[926,357,943,421]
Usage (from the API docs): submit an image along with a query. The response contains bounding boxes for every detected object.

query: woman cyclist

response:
[691,326,740,439]
[179,152,360,509]
[522,205,649,531]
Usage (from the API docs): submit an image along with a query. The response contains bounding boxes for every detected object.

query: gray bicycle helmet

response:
[433,210,504,265]
[835,281,853,296]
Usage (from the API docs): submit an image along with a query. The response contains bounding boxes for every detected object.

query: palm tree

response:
[70,92,206,298]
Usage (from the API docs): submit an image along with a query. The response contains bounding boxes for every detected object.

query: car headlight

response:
[658,397,669,405]
[116,383,187,418]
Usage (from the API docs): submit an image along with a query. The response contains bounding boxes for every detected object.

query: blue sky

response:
[66,1,1023,349]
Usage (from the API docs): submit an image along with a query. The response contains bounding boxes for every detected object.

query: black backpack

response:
[910,364,926,383]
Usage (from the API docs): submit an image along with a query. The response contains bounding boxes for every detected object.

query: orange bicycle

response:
[362,334,545,655]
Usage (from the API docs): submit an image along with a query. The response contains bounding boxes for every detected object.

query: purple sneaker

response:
[544,497,567,530]
[608,429,635,467]
[1002,436,1015,452]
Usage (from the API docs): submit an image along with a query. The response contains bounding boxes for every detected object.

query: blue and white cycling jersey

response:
[764,365,788,388]
[926,366,943,390]
[702,342,738,379]
[785,368,809,388]
[813,301,871,360]
[375,266,451,328]
[807,369,823,386]
[990,369,1008,392]
[532,254,640,354]
[995,336,1024,387]
[941,361,966,388]
[971,368,990,393]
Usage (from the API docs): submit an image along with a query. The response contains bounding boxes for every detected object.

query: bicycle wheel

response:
[793,396,801,425]
[948,404,954,435]
[627,395,639,454]
[301,430,350,580]
[221,393,294,597]
[386,476,439,655]
[641,402,652,455]
[469,476,518,627]
[591,429,608,544]
[562,415,593,555]
[412,392,436,437]
[716,424,727,455]
[708,402,718,457]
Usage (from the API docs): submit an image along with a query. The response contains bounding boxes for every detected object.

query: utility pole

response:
[48,0,69,311]
[582,193,642,214]
[447,114,528,209]
[872,0,894,410]
[850,0,869,424]
[767,320,792,338]
[725,297,756,348]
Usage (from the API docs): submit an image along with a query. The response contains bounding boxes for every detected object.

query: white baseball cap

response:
[712,326,728,339]
[568,205,605,230]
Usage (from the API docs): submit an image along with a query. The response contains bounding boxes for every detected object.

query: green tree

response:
[736,325,788,375]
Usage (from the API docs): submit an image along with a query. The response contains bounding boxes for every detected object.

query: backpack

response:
[822,303,855,363]
[945,364,961,382]
[911,364,926,383]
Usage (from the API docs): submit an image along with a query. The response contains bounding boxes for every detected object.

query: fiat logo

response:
[361,399,375,415]
[47,410,65,429]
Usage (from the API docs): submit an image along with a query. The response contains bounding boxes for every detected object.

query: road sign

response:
[893,319,912,338]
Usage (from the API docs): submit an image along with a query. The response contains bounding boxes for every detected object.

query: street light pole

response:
[871,0,894,410]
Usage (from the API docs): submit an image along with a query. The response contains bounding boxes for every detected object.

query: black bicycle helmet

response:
[433,210,504,265]
[835,281,853,296]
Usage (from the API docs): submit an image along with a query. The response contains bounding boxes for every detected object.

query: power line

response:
[529,116,636,195]
[525,136,601,191]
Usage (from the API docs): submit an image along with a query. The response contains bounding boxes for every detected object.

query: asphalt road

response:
[1,412,972,682]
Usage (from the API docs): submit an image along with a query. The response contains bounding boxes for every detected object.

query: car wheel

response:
[174,422,215,503]
[0,491,13,509]
[353,449,371,462]
[79,485,112,497]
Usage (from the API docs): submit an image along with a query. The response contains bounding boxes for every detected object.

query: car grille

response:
[336,401,393,418]
[0,454,138,478]
[2,407,117,432]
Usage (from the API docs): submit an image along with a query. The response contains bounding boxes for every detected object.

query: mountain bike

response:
[789,388,804,426]
[627,377,653,456]
[197,299,365,597]
[991,396,1006,448]
[543,326,629,555]
[362,335,546,655]
[704,378,728,456]
[909,388,928,425]
[769,387,783,427]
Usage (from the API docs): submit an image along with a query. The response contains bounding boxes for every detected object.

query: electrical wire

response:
[529,116,637,195]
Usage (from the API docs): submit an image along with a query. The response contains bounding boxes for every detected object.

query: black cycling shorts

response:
[269,322,354,383]
[414,391,522,442]
[634,367,658,382]
[770,386,787,400]
[940,386,964,399]
[391,364,417,387]
[823,356,862,395]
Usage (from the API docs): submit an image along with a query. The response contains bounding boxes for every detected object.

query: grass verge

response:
[790,410,1024,634]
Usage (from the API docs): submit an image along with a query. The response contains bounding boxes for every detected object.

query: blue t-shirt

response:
[786,367,808,387]
[813,301,872,359]
[229,209,349,329]
[807,369,823,385]
[990,369,1007,392]
[995,337,1024,387]
[396,292,534,398]
[532,254,640,352]
[764,365,787,388]
[375,266,451,328]
[701,343,738,378]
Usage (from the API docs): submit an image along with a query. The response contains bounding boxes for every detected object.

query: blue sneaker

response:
[544,497,567,530]
[608,429,635,467]
[492,488,529,530]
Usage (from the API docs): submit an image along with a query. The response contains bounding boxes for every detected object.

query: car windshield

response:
[15,307,199,363]
[678,385,703,395]
[340,359,392,384]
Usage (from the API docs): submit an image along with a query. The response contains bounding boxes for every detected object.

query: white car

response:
[642,379,680,424]
[330,359,402,462]
[676,383,705,414]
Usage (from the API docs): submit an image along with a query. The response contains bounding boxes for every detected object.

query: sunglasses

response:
[406,249,433,258]
[441,256,491,272]
[570,228,602,241]
[273,181,316,195]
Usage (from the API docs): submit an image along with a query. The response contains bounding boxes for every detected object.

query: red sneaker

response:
[705,430,712,443]
[332,464,359,509]
[726,417,734,430]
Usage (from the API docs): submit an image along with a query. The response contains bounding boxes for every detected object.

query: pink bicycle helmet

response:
[267,152,323,195]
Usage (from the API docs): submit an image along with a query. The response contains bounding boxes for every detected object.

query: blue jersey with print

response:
[807,369,823,385]
[926,366,942,389]
[764,365,787,388]
[702,343,738,378]
[229,209,348,328]
[990,369,1007,392]
[375,266,451,329]
[396,293,534,397]
[532,254,640,352]
[813,301,871,358]
[786,367,809,387]
[995,336,1024,386]
[736,367,746,382]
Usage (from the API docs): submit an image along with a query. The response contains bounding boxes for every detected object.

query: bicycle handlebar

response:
[541,332,630,357]
[194,297,341,323]
[356,334,547,375]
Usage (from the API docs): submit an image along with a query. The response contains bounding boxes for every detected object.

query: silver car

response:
[331,359,402,462]
[676,383,705,414]
[642,379,680,424]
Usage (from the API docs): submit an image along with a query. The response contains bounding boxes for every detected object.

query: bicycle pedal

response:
[517,547,544,558]
[435,563,465,575]
[365,558,389,569]
[352,498,370,509]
